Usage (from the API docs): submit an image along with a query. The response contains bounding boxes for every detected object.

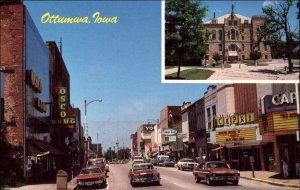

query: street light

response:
[84,99,102,161]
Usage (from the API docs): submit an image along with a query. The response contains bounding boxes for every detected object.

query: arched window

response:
[212,30,216,40]
[219,30,222,40]
[231,29,235,40]
[236,31,239,40]
[229,44,237,51]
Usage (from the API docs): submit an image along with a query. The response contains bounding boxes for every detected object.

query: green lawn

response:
[165,66,177,69]
[165,69,215,80]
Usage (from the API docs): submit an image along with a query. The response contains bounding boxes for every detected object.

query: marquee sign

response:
[216,128,257,143]
[263,93,297,114]
[217,113,254,127]
[272,110,298,131]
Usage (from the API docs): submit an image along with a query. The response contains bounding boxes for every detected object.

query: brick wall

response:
[0,4,25,146]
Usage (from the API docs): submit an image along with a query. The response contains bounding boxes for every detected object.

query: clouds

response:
[262,0,278,8]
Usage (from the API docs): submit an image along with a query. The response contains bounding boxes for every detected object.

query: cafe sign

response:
[217,113,254,127]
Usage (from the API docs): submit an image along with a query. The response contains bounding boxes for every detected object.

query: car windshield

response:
[88,160,105,165]
[182,159,194,162]
[132,164,154,170]
[164,159,173,162]
[81,168,101,174]
[207,162,230,169]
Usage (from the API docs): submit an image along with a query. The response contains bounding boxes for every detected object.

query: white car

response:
[133,156,144,163]
[177,158,198,171]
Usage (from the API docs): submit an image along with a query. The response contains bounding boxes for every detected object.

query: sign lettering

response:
[272,92,297,106]
[216,113,254,127]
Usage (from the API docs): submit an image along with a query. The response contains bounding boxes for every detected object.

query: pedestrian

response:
[296,157,300,177]
[282,156,289,179]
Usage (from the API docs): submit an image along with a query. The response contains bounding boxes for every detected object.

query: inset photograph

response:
[164,0,299,81]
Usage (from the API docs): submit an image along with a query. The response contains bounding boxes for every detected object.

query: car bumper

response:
[182,165,196,169]
[77,179,103,187]
[210,176,240,181]
[132,177,160,183]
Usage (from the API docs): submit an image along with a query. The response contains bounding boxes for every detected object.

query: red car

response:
[87,158,109,176]
[193,161,240,186]
[77,167,106,189]
[128,163,161,187]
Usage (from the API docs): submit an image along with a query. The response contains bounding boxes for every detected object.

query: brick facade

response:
[205,7,272,64]
[0,4,25,147]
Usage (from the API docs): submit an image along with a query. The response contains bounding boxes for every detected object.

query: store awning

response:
[228,51,238,56]
[29,140,64,156]
[211,146,223,152]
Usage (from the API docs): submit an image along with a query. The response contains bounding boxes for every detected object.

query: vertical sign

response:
[231,115,238,125]
[239,114,246,124]
[59,87,67,118]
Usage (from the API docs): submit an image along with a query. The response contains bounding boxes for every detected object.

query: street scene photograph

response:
[164,0,299,81]
[0,0,300,190]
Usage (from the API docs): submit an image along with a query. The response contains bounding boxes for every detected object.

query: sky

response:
[23,0,298,151]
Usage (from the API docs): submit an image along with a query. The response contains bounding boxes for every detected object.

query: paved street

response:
[82,164,298,190]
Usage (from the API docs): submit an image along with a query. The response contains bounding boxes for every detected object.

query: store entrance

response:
[230,147,261,171]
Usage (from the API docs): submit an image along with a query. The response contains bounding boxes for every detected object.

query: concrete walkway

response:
[240,171,300,188]
[9,177,77,190]
[165,59,299,81]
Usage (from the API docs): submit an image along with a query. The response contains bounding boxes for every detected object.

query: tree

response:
[250,50,262,67]
[263,32,285,58]
[212,52,222,67]
[165,0,208,78]
[259,0,297,72]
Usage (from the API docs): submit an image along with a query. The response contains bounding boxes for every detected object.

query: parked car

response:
[77,167,106,189]
[193,161,240,186]
[176,158,198,171]
[128,163,161,187]
[158,159,165,167]
[87,158,109,176]
[163,159,175,167]
[150,159,159,166]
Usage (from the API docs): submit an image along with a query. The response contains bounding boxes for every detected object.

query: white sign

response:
[177,133,187,139]
[164,136,176,142]
[163,129,177,136]
[272,92,297,106]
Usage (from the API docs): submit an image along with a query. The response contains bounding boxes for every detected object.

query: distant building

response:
[90,143,103,158]
[204,5,272,64]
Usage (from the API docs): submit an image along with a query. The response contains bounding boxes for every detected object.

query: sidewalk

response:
[240,171,300,188]
[9,177,77,190]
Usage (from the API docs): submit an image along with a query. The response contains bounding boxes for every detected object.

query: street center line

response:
[173,182,186,188]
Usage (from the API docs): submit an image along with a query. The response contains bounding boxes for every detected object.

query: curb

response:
[240,176,300,188]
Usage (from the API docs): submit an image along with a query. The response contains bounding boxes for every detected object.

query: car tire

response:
[155,181,160,186]
[195,175,201,183]
[181,166,184,171]
[177,166,180,170]
[232,180,239,186]
[206,177,214,186]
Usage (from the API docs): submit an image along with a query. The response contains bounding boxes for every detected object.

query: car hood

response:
[208,168,239,174]
[77,173,104,180]
[132,169,158,175]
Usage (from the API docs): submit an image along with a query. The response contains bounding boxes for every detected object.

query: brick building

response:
[0,1,83,179]
[204,5,272,64]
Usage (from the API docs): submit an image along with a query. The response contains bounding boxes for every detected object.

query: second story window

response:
[219,30,222,41]
[212,30,216,40]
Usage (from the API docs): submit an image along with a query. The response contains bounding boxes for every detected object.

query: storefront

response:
[260,92,298,173]
[214,112,263,170]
